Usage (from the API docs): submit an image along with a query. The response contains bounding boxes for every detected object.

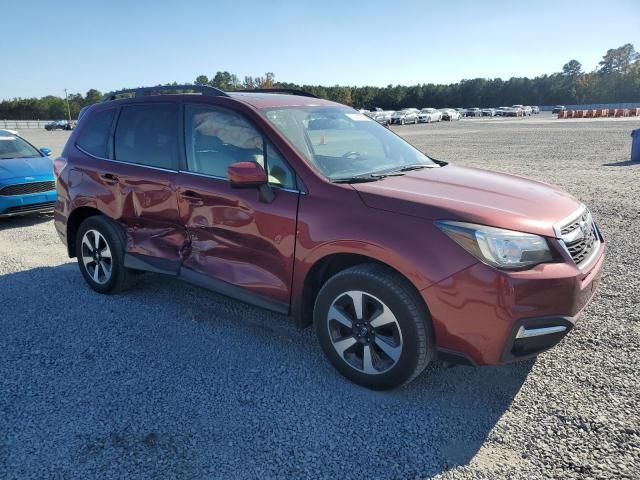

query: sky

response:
[2,0,639,99]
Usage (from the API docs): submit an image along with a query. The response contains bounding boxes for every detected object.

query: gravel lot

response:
[1,115,639,479]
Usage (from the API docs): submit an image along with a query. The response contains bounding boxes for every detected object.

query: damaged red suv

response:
[54,86,605,389]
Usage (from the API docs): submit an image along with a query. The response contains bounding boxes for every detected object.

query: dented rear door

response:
[107,103,185,270]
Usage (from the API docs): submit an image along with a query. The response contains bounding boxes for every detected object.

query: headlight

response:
[436,221,553,269]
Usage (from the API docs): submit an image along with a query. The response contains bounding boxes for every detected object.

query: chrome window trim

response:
[75,144,179,173]
[76,144,303,194]
[178,169,303,194]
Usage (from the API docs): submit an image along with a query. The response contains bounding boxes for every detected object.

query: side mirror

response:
[227,161,267,188]
[40,147,53,157]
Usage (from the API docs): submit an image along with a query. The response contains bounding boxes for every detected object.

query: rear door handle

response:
[181,190,204,203]
[100,173,119,184]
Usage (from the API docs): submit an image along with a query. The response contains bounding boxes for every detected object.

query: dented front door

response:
[175,174,299,308]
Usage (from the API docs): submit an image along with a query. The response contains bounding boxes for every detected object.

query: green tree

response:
[562,60,583,77]
[598,43,639,74]
[211,71,240,90]
[194,75,209,85]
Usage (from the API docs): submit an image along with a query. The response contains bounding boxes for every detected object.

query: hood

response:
[0,156,54,184]
[352,165,582,237]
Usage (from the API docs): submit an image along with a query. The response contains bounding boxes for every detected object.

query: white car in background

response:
[439,108,462,121]
[417,108,443,123]
[390,108,420,125]
[512,105,532,116]
[369,110,394,124]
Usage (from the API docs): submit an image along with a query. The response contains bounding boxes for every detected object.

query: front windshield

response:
[0,135,42,160]
[262,106,437,180]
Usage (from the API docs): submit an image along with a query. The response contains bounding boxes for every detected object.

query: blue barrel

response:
[633,129,640,162]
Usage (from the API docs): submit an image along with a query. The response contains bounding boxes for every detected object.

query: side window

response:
[185,104,296,188]
[114,104,178,169]
[76,108,115,158]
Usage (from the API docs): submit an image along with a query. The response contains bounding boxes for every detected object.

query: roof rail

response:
[231,88,319,99]
[102,84,229,102]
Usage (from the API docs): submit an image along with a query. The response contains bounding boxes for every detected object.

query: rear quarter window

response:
[76,108,116,158]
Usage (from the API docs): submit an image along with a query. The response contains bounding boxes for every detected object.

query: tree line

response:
[1,44,638,120]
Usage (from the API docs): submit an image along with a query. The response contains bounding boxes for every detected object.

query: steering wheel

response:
[342,151,362,159]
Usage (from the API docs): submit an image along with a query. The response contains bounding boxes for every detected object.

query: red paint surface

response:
[55,93,605,365]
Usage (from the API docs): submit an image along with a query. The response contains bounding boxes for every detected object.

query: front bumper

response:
[0,190,57,217]
[422,243,606,365]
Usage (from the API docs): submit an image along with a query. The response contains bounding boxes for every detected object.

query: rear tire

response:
[314,264,434,390]
[75,216,134,294]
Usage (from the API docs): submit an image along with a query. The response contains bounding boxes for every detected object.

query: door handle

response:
[100,173,119,184]
[181,190,204,203]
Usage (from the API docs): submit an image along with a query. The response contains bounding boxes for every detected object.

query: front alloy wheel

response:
[314,264,434,390]
[327,291,403,375]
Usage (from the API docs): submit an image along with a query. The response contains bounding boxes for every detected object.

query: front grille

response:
[0,201,55,216]
[560,209,599,265]
[0,181,55,196]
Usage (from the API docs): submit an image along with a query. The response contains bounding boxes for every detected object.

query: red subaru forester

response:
[54,86,605,390]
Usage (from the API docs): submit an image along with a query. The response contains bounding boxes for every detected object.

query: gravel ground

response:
[1,115,639,479]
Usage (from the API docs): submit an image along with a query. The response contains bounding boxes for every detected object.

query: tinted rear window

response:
[76,108,115,158]
[114,104,178,170]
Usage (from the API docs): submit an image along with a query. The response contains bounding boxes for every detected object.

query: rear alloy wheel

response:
[314,264,434,390]
[80,229,113,285]
[76,216,134,294]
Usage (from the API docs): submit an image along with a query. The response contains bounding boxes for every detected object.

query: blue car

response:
[0,130,57,218]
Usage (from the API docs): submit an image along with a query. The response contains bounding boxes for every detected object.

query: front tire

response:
[76,216,134,294]
[314,264,434,390]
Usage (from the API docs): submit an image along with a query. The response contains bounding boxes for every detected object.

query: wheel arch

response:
[66,206,124,257]
[293,251,429,329]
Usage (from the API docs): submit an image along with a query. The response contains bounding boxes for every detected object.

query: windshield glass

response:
[261,106,437,180]
[0,135,41,160]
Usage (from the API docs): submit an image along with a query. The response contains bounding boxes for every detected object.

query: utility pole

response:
[64,88,71,122]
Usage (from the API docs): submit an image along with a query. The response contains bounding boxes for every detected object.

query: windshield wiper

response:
[332,172,404,183]
[333,175,383,184]
[395,164,437,172]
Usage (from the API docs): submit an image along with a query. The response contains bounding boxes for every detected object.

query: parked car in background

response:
[54,85,605,390]
[417,108,443,123]
[455,108,467,117]
[0,130,56,218]
[482,108,496,117]
[494,106,510,116]
[45,120,73,131]
[504,107,524,117]
[465,108,482,117]
[531,106,540,114]
[511,105,531,116]
[552,105,566,114]
[390,108,419,125]
[371,110,395,125]
[440,108,462,121]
